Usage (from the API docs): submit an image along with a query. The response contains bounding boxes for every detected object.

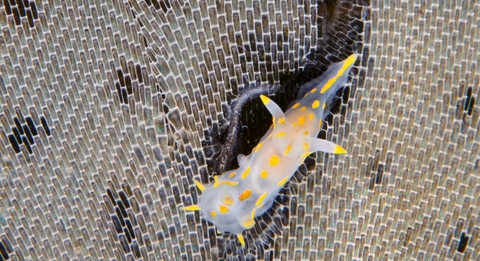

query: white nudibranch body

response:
[184,54,357,247]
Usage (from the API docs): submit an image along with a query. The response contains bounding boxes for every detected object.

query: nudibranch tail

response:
[321,53,358,94]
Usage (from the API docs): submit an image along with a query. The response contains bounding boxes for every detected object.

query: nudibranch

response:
[184,54,357,247]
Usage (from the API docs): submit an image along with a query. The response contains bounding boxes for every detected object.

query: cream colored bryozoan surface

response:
[0,0,478,260]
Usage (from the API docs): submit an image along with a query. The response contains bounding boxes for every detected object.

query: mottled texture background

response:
[0,0,479,260]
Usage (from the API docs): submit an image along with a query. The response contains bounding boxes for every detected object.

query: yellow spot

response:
[312,100,320,109]
[260,95,270,104]
[303,131,309,136]
[301,106,306,112]
[278,117,285,124]
[303,142,309,151]
[321,54,357,94]
[277,176,290,187]
[183,205,201,211]
[292,121,297,127]
[242,218,255,229]
[269,155,280,166]
[211,210,217,217]
[241,166,251,179]
[319,120,323,128]
[323,102,327,109]
[275,131,286,138]
[283,144,292,156]
[302,152,311,159]
[239,189,252,201]
[260,170,268,179]
[298,115,306,125]
[237,234,245,247]
[193,179,205,192]
[310,88,317,93]
[308,113,314,121]
[229,172,236,178]
[219,205,229,213]
[255,192,267,207]
[223,194,234,206]
[292,103,300,109]
[333,145,347,154]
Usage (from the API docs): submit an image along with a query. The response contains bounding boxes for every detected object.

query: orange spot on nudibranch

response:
[211,210,217,217]
[298,115,306,125]
[239,189,252,201]
[292,103,300,109]
[301,106,306,112]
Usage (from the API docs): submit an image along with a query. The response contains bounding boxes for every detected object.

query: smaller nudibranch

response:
[184,54,357,247]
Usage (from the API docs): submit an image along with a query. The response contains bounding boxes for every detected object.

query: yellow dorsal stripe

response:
[241,166,251,179]
[255,192,267,207]
[321,54,357,94]
[193,179,205,192]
